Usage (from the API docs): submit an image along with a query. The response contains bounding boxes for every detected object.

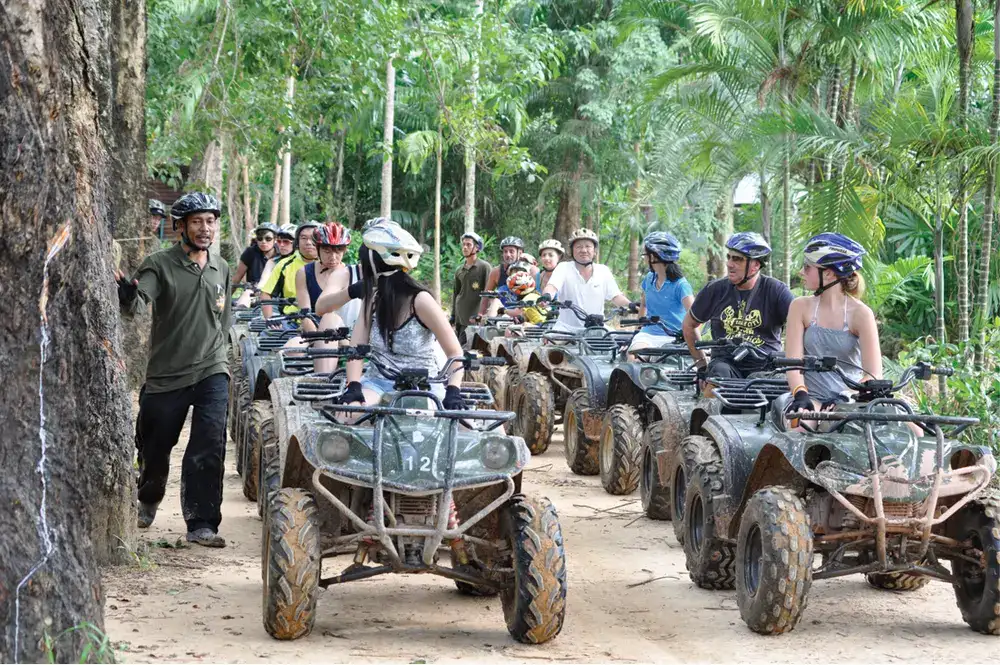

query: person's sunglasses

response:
[257,234,275,242]
[726,253,747,263]
[276,237,293,243]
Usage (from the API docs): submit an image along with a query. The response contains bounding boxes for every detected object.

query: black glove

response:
[117,276,139,308]
[786,389,813,414]
[334,381,365,405]
[629,301,640,313]
[497,307,506,316]
[443,385,466,410]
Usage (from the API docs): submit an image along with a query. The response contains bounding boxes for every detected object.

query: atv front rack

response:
[709,377,789,423]
[292,373,347,401]
[800,401,988,574]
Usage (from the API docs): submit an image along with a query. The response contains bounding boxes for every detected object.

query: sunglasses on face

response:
[726,254,747,263]
[257,234,275,242]
[276,237,293,243]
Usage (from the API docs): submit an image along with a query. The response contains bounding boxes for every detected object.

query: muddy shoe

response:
[137,501,159,529]
[186,528,226,548]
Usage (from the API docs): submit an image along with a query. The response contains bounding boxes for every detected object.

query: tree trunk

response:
[935,192,948,394]
[189,135,225,251]
[627,233,640,292]
[956,0,974,344]
[824,64,841,181]
[350,142,363,228]
[977,0,1000,366]
[225,139,241,251]
[333,129,345,218]
[381,56,396,220]
[281,77,295,228]
[553,160,585,246]
[782,148,792,284]
[0,0,138,660]
[708,189,735,279]
[268,159,281,226]
[241,156,253,232]
[434,123,443,303]
[463,0,484,233]
[839,57,858,127]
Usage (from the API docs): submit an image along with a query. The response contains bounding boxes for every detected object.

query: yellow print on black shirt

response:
[719,301,764,346]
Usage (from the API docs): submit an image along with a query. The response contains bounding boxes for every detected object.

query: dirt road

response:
[104,422,998,663]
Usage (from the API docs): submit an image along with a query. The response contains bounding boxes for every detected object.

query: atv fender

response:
[726,442,803,539]
[698,414,770,537]
[246,356,265,397]
[239,337,258,377]
[605,366,646,410]
[568,354,608,410]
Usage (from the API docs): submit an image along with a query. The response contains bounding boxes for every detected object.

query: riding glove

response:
[787,389,813,414]
[442,385,466,410]
[117,276,139,308]
[335,381,365,405]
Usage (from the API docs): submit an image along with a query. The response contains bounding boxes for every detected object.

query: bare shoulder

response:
[848,297,877,330]
[788,295,812,321]
[413,290,439,313]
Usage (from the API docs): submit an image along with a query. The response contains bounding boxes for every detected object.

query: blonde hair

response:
[843,272,865,299]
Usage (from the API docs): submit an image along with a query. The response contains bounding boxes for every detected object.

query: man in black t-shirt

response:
[233,223,279,287]
[682,232,794,383]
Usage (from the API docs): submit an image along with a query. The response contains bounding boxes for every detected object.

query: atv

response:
[508,300,638,457]
[261,348,568,645]
[679,355,998,636]
[479,299,558,411]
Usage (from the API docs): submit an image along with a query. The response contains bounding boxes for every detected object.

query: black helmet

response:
[149,199,167,218]
[171,192,221,229]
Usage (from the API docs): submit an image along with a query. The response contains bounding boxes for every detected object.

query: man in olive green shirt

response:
[116,192,232,548]
[451,232,491,344]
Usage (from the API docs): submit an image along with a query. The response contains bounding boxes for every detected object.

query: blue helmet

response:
[803,232,866,277]
[726,232,771,260]
[643,231,682,263]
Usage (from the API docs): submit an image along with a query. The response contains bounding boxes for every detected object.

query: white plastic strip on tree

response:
[13,222,70,663]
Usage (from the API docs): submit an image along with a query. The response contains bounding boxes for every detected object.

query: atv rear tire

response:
[502,365,522,410]
[564,389,598,475]
[682,444,735,590]
[243,401,271,502]
[599,405,642,495]
[735,486,813,635]
[263,488,321,640]
[255,402,278,518]
[512,372,554,454]
[670,435,717,546]
[235,375,251,477]
[866,571,930,592]
[484,365,507,411]
[640,421,672,520]
[950,495,1000,634]
[500,495,567,644]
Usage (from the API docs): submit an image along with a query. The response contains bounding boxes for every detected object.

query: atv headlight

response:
[640,367,660,386]
[482,437,513,470]
[319,432,351,463]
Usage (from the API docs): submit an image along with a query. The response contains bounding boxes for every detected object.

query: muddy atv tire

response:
[255,402,278,518]
[599,405,642,495]
[500,494,567,644]
[670,435,717,546]
[235,375,251,477]
[263,488,321,640]
[511,372,554,454]
[735,486,813,635]
[484,365,507,411]
[682,447,735,590]
[564,389,598,475]
[243,401,271,502]
[502,365,522,410]
[640,421,671,520]
[950,494,1000,634]
[865,571,930,592]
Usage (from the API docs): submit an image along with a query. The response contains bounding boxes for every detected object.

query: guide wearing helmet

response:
[478,235,538,317]
[294,222,361,332]
[114,191,232,548]
[148,198,167,235]
[682,231,794,383]
[540,227,636,332]
[627,232,695,356]
[259,220,322,318]
[315,218,466,410]
[536,238,564,291]
[783,233,880,423]
[452,231,491,341]
[233,222,279,288]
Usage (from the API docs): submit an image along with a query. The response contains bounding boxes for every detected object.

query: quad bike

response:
[679,355,998,636]
[465,310,519,396]
[261,349,568,645]
[508,300,638,457]
[597,317,697,497]
[479,299,558,410]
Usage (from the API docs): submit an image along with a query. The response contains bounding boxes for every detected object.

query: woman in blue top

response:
[627,232,694,356]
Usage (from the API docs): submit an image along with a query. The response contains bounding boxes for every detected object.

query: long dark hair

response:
[647,258,685,282]
[359,245,429,347]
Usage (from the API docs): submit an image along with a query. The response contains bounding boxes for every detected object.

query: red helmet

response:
[314,222,352,248]
[506,271,535,296]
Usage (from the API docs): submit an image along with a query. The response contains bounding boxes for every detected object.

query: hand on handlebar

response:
[333,381,365,405]
[785,389,813,414]
[443,385,467,410]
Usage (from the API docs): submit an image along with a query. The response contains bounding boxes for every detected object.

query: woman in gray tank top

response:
[782,233,881,419]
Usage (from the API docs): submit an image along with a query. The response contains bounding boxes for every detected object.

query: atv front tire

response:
[640,421,672,520]
[599,404,642,495]
[735,486,813,635]
[500,495,567,644]
[243,401,271,502]
[670,435,717,546]
[683,452,735,590]
[950,495,1000,634]
[255,402,278,518]
[235,375,251,476]
[512,372,554,454]
[263,488,321,640]
[564,389,598,475]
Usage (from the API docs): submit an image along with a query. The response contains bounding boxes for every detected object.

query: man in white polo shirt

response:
[541,227,634,331]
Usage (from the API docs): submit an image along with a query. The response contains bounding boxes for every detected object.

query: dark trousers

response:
[136,372,229,532]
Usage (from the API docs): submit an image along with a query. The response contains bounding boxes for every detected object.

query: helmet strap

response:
[180,227,208,257]
[813,270,844,296]
[736,257,755,287]
[574,259,594,268]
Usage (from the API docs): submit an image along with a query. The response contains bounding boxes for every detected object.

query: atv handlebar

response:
[298,327,351,342]
[779,355,954,400]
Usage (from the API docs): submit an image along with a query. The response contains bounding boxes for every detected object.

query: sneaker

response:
[186,528,226,548]
[137,501,159,529]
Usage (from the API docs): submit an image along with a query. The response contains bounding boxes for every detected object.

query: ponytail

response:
[843,272,865,299]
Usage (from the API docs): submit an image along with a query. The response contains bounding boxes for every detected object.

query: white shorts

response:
[627,331,674,351]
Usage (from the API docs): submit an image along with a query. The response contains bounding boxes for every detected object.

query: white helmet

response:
[538,238,564,255]
[568,227,599,248]
[362,217,423,272]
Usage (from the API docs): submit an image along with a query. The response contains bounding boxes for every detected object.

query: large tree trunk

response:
[553,160,584,246]
[281,77,295,227]
[434,123,443,303]
[977,0,1000,367]
[781,147,792,284]
[760,167,772,250]
[225,139,242,252]
[332,129,345,219]
[0,0,138,660]
[956,0,974,344]
[381,56,396,220]
[241,155,253,232]
[824,64,841,181]
[463,0,484,233]
[268,159,281,226]
[189,134,226,252]
[707,190,735,279]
